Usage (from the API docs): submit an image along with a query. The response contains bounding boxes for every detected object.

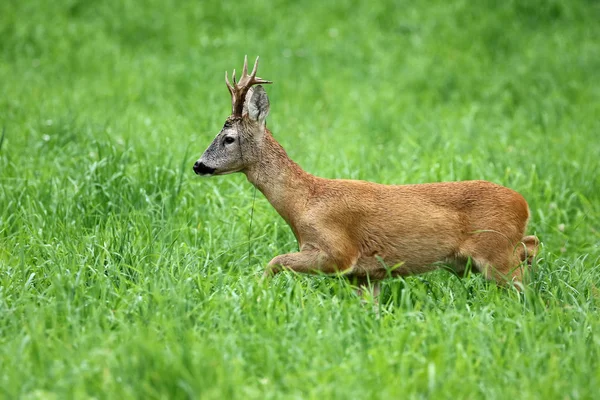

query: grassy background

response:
[1,0,600,398]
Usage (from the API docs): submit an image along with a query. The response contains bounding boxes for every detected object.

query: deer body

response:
[194,57,538,289]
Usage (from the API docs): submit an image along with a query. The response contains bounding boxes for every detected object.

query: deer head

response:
[193,56,272,176]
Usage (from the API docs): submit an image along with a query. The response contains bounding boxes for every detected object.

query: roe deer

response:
[193,56,539,293]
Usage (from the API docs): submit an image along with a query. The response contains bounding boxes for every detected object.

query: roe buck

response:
[193,56,539,293]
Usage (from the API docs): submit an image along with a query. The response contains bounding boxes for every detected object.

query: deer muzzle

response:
[193,160,216,176]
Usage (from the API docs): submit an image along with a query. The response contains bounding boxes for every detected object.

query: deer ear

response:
[242,87,254,117]
[247,85,270,125]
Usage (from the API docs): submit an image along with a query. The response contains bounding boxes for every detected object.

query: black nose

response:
[193,161,216,175]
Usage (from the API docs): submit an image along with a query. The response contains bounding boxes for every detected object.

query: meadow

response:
[1,0,599,398]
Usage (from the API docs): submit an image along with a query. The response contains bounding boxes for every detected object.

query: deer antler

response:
[225,55,272,116]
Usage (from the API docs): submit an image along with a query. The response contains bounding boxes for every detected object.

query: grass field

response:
[1,0,600,398]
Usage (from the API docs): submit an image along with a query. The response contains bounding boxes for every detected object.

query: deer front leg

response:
[264,248,354,277]
[353,277,382,298]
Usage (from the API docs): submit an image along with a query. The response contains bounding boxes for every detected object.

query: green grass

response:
[1,0,600,398]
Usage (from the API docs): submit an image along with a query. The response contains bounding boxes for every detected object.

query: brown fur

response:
[246,130,538,286]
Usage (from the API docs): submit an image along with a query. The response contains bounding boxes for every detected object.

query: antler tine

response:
[225,71,234,94]
[232,69,237,85]
[254,76,273,84]
[250,56,259,79]
[242,55,249,78]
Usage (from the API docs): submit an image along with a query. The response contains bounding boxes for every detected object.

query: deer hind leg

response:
[459,238,528,287]
[472,252,526,287]
[476,236,540,285]
[517,235,539,264]
[264,248,355,277]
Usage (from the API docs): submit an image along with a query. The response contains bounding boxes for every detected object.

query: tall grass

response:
[1,0,599,398]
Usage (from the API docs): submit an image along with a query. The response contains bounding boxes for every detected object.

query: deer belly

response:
[353,228,461,278]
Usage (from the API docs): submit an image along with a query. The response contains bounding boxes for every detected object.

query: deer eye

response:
[224,136,235,144]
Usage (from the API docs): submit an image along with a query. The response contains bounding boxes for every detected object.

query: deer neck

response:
[243,130,313,233]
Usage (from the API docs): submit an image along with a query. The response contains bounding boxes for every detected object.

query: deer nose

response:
[193,161,216,175]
